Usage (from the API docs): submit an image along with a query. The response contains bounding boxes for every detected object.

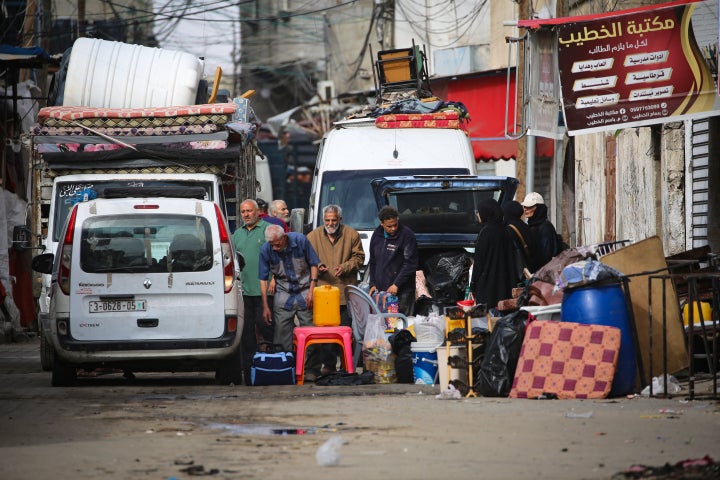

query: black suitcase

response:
[250,343,296,386]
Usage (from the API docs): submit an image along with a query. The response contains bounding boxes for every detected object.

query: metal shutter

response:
[690,118,709,248]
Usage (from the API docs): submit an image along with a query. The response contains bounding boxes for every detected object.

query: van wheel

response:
[51,354,77,387]
[215,348,243,385]
[40,334,54,371]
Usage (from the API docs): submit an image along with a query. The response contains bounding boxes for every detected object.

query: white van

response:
[307,117,476,257]
[32,191,243,386]
[33,173,226,370]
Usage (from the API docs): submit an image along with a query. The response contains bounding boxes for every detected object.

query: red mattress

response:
[510,321,621,399]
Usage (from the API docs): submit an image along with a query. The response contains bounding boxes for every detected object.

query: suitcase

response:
[250,343,296,386]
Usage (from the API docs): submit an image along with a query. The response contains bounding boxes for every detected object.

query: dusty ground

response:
[0,338,718,480]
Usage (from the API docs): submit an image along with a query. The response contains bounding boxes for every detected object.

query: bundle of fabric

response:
[36,102,237,130]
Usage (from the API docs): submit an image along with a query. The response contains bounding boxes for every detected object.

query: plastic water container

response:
[520,304,562,321]
[313,285,340,326]
[682,301,713,327]
[436,345,468,391]
[411,342,440,385]
[561,282,637,396]
[62,38,203,108]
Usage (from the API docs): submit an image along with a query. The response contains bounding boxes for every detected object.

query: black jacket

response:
[368,223,419,293]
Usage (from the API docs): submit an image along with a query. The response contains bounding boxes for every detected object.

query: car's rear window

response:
[387,188,500,234]
[79,215,214,273]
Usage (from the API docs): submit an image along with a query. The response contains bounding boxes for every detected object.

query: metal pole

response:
[526,134,535,193]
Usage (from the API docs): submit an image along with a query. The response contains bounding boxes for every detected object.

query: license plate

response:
[89,300,147,313]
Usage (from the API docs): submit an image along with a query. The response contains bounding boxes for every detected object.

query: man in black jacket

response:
[368,206,419,316]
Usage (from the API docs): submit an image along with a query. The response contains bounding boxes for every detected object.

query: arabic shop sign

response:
[557,1,718,135]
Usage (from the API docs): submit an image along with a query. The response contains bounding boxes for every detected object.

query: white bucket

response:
[411,342,441,385]
[520,304,562,322]
[437,345,469,392]
[63,38,204,108]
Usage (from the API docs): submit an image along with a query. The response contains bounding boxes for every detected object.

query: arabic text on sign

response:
[559,16,675,46]
[572,58,614,73]
[575,93,620,109]
[573,75,618,92]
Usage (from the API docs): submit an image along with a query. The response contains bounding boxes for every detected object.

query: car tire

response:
[215,348,243,385]
[51,352,77,387]
[40,333,54,371]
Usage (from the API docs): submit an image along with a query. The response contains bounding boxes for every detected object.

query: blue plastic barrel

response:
[561,282,636,396]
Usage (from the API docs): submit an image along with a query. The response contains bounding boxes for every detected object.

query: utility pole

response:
[516,0,529,202]
[78,0,86,37]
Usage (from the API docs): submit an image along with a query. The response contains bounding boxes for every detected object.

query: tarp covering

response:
[39,143,244,170]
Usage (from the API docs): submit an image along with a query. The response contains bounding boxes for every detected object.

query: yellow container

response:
[446,317,466,334]
[313,285,341,326]
[682,301,712,327]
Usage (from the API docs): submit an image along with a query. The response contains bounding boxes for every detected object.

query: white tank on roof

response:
[62,38,204,108]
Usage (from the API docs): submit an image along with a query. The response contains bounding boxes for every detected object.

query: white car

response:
[32,192,244,386]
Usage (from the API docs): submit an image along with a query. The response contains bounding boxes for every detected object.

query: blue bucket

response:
[561,282,637,396]
[411,342,439,385]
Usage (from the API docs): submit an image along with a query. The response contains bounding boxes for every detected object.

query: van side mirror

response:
[289,208,305,233]
[31,253,54,274]
[235,252,245,272]
[12,225,32,252]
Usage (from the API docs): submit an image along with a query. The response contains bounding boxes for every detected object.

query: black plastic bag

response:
[475,309,530,397]
[424,250,472,284]
[389,329,417,384]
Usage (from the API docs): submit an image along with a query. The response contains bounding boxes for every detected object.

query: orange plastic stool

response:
[293,326,354,385]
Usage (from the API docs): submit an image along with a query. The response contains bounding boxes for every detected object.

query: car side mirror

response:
[31,253,54,274]
[12,225,32,252]
[235,252,245,272]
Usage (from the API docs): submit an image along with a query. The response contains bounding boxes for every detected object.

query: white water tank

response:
[62,38,204,108]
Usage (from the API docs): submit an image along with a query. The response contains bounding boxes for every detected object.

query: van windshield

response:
[79,215,213,273]
[53,180,214,242]
[318,168,468,230]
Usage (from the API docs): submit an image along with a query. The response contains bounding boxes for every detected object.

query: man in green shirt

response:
[232,199,272,385]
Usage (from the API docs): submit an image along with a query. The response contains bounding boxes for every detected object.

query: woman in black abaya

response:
[469,198,517,312]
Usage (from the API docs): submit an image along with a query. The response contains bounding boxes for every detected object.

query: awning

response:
[431,72,554,162]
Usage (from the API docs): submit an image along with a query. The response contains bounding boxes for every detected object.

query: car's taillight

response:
[58,206,78,295]
[214,204,235,293]
[227,316,237,333]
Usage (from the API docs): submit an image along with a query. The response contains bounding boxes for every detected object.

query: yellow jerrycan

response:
[682,301,712,327]
[313,285,341,326]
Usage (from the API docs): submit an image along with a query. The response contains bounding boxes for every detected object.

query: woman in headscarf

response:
[469,198,517,311]
[502,200,535,281]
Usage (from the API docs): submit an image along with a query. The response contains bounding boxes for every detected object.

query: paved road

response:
[0,338,718,480]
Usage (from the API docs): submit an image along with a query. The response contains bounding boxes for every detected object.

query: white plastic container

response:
[520,304,562,321]
[411,342,441,385]
[62,38,203,108]
[437,345,468,391]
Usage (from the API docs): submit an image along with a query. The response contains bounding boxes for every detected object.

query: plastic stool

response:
[293,326,354,385]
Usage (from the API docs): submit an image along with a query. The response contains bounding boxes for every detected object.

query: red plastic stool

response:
[293,326,354,385]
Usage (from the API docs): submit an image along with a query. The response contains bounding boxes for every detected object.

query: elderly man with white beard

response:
[306,204,365,375]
